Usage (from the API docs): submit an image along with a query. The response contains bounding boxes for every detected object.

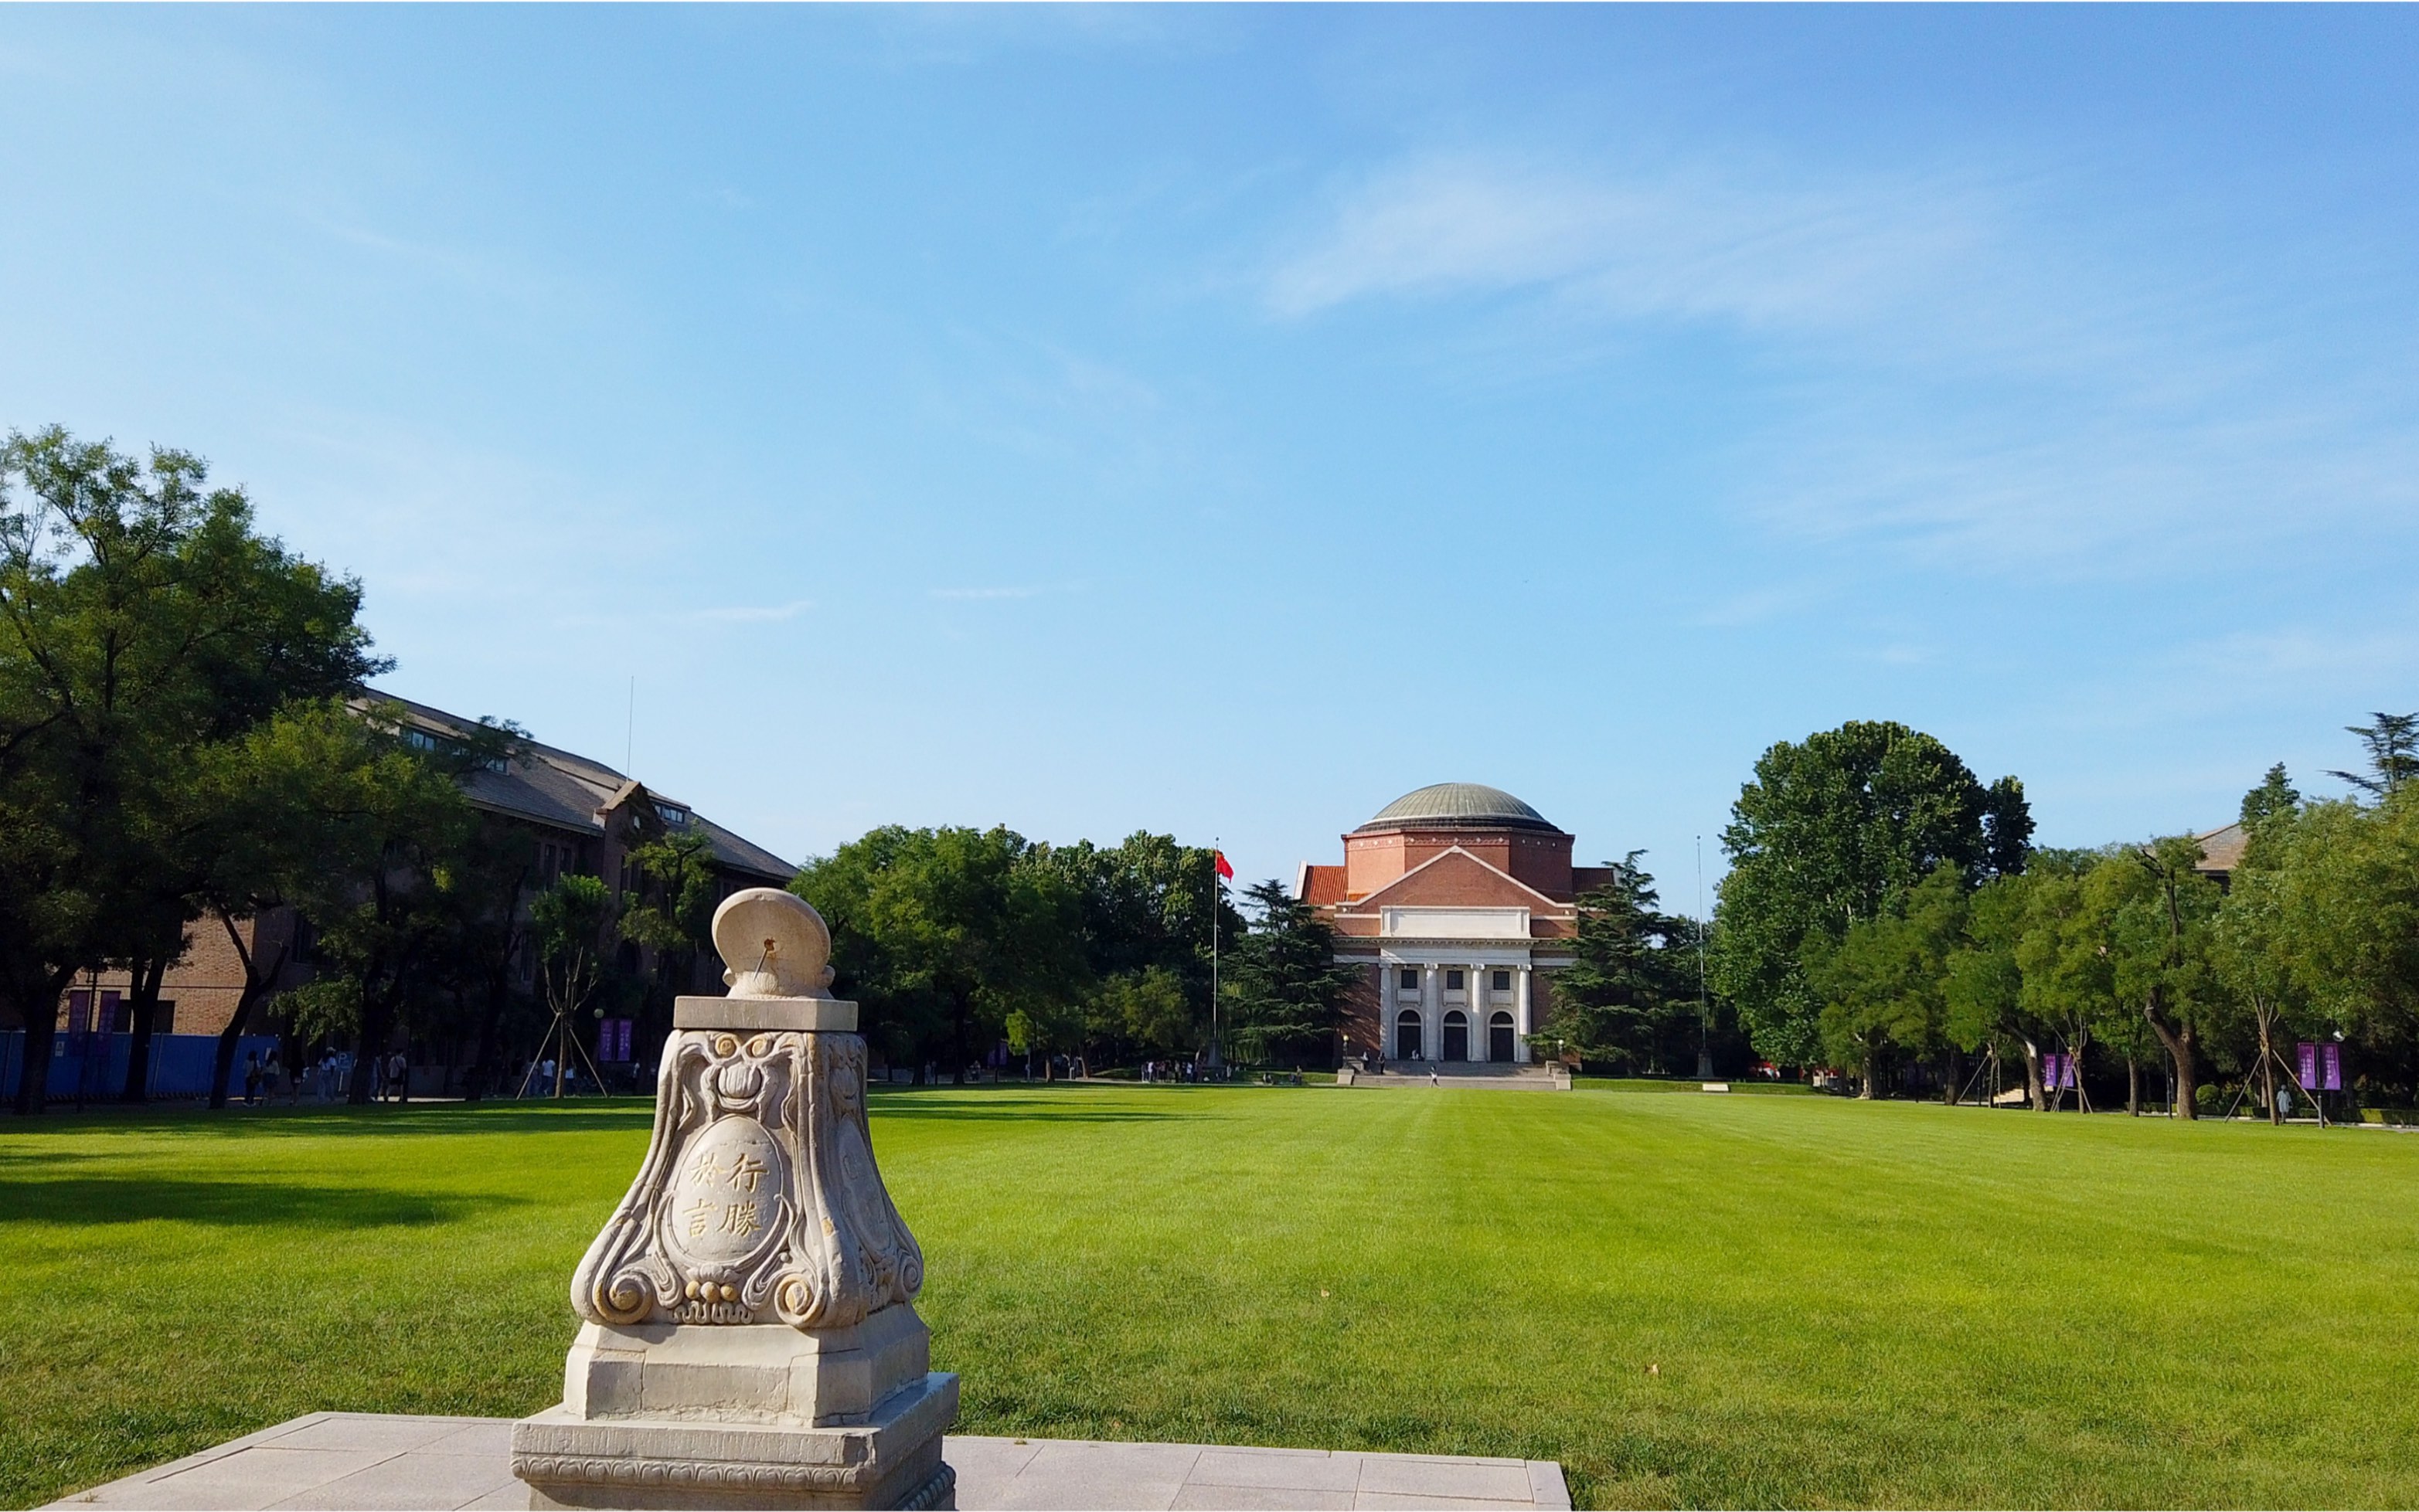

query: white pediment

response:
[1380,906,1531,940]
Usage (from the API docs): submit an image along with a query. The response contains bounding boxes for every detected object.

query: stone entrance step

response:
[49,1412,1574,1511]
[1337,1065,1571,1090]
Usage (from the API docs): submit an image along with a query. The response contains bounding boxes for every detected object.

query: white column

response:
[1516,964,1533,1064]
[1471,963,1488,1062]
[1421,963,1441,1061]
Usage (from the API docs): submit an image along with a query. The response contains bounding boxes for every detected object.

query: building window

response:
[1399,968,1419,991]
[155,1001,175,1033]
[1446,969,1465,991]
[1493,970,1512,992]
[656,803,689,828]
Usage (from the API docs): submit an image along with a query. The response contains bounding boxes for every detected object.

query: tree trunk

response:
[466,979,508,1103]
[2125,1055,2140,1116]
[2144,994,2197,1120]
[209,914,284,1111]
[2021,1037,2046,1111]
[120,955,170,1103]
[1942,1045,1963,1105]
[8,971,71,1116]
[1859,1041,1878,1099]
[350,996,397,1106]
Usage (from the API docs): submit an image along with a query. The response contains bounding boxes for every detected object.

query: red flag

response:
[1213,851,1234,880]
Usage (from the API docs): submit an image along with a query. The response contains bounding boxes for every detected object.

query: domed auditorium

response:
[1298,783,1617,1071]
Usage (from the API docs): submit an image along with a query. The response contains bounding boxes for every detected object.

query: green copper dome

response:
[1357,783,1559,833]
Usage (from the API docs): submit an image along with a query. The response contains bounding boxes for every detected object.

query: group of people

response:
[237,1047,412,1106]
[1140,1058,1212,1083]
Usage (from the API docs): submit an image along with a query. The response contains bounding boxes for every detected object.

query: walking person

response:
[387,1049,408,1103]
[243,1051,263,1107]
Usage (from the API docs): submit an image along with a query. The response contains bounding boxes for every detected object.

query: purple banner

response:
[2322,1041,2342,1092]
[2297,1041,2319,1091]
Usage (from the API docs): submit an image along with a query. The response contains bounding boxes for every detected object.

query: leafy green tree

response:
[0,428,378,1114]
[526,872,612,1096]
[190,700,385,1106]
[2087,838,2226,1120]
[1540,854,1695,1074]
[2232,794,2419,1100]
[619,824,721,1032]
[282,707,507,1104]
[2011,860,2121,1113]
[1808,864,1967,1098]
[1945,872,2050,1107]
[1712,720,2029,1065]
[792,826,1085,1082]
[2209,853,2323,1124]
[1223,878,1361,1068]
[1095,966,1192,1058]
[2327,713,2419,800]
[1036,831,1240,1057]
[427,814,537,1100]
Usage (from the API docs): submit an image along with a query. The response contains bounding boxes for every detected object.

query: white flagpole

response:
[1210,838,1221,1074]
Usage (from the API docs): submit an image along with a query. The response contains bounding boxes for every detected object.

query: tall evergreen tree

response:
[1539,853,1694,1073]
[2328,713,2419,800]
[2240,763,2302,827]
[1223,878,1359,1068]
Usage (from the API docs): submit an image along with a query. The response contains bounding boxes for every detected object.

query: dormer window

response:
[656,803,689,828]
[403,725,505,771]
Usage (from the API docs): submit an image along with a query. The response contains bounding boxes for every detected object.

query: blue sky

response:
[5,6,2416,903]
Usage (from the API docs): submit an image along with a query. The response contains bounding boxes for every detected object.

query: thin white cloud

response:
[1265,153,1992,331]
[693,600,815,623]
[1264,150,2419,580]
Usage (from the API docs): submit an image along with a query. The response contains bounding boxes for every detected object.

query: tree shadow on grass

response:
[0,1171,528,1228]
[866,1095,1199,1124]
[0,1101,658,1142]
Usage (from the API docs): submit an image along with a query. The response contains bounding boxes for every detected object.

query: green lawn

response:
[5,1086,2416,1509]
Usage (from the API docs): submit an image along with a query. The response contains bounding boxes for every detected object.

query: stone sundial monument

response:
[511,888,958,1510]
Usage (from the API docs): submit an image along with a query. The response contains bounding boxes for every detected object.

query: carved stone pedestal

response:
[512,891,958,1510]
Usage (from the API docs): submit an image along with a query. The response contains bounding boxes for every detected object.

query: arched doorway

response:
[1442,1010,1468,1062]
[1394,1009,1422,1060]
[1488,1011,1516,1064]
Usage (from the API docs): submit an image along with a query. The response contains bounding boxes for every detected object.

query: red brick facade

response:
[1303,784,1590,1069]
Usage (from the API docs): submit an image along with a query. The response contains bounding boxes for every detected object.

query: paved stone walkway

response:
[48,1412,1572,1511]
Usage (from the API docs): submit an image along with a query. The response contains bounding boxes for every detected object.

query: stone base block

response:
[512,1371,958,1510]
[563,1307,931,1427]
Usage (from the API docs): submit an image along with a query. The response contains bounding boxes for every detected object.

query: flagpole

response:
[1209,838,1222,1075]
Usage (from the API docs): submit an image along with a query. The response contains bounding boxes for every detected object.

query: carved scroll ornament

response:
[570,1022,923,1332]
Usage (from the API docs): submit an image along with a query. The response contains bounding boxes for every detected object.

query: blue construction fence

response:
[0,1031,282,1103]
